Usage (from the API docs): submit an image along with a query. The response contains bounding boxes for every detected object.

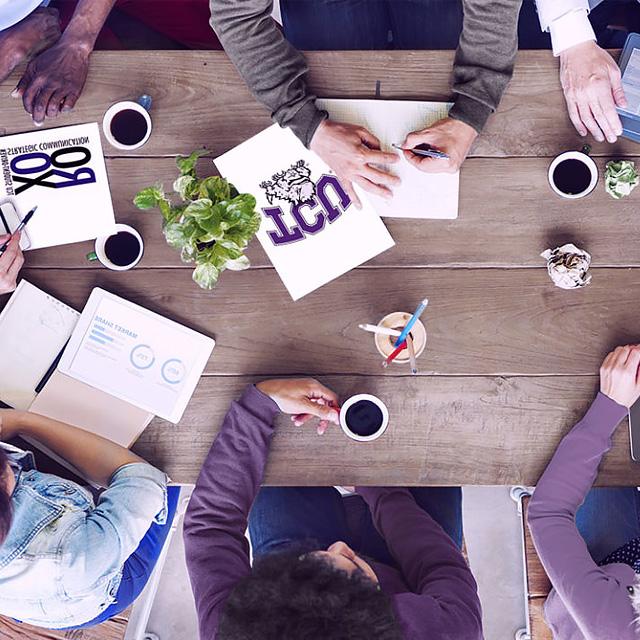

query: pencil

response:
[359,323,402,337]
[382,342,407,368]
[394,298,429,347]
[407,335,417,375]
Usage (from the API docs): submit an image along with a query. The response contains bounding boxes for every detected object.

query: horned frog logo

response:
[260,160,316,206]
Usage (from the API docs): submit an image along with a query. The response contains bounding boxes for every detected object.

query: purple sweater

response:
[528,393,639,640]
[183,385,483,640]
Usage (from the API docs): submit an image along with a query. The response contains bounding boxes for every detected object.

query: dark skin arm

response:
[13,0,117,126]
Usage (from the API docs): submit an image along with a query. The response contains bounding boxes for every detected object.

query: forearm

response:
[209,0,326,147]
[17,411,142,486]
[528,392,626,522]
[60,0,118,52]
[450,0,521,132]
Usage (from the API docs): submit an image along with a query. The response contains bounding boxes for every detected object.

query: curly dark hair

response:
[217,548,403,640]
[0,447,13,545]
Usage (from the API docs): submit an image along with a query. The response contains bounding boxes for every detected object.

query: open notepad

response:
[316,99,459,219]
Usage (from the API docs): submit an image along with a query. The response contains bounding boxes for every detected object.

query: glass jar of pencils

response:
[374,312,427,368]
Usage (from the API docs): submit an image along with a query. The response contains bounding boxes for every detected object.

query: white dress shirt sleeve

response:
[535,0,597,56]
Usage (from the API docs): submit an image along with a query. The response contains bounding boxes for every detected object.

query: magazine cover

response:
[0,122,117,249]
[215,125,395,301]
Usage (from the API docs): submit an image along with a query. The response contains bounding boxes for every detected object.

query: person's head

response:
[0,447,13,545]
[217,542,402,640]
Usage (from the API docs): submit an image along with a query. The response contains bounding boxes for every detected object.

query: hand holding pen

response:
[401,117,478,174]
[0,231,24,295]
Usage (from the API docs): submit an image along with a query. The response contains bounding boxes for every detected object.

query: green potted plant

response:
[133,149,261,289]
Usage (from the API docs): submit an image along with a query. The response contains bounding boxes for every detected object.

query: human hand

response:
[13,39,91,125]
[401,117,477,174]
[600,345,640,408]
[310,119,400,208]
[256,378,340,435]
[0,233,24,295]
[0,8,60,84]
[0,410,26,441]
[559,41,626,143]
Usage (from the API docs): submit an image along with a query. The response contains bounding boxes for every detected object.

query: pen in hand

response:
[0,205,37,256]
[392,143,449,160]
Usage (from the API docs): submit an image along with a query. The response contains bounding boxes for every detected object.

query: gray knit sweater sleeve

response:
[209,0,327,148]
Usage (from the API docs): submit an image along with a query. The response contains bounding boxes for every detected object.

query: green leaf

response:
[163,221,189,249]
[224,255,251,271]
[173,175,198,200]
[134,185,166,210]
[180,245,196,263]
[193,262,220,289]
[176,149,209,177]
[199,176,232,203]
[183,198,213,221]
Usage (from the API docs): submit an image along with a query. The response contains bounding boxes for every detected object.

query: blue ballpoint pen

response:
[394,298,429,347]
[0,205,37,256]
[392,143,449,160]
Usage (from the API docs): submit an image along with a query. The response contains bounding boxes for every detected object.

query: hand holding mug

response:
[256,378,340,435]
[600,345,640,408]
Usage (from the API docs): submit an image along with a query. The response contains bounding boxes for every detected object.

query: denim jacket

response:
[0,443,167,629]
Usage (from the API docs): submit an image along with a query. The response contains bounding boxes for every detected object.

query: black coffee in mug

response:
[552,158,592,195]
[345,400,385,437]
[110,109,149,147]
[104,231,142,267]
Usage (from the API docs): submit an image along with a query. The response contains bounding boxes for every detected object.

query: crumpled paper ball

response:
[541,243,592,290]
[605,160,639,199]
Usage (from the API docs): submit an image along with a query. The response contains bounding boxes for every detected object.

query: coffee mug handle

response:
[86,251,98,262]
[137,94,153,112]
[581,144,592,155]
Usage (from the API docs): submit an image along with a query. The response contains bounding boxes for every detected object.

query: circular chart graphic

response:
[130,344,155,370]
[161,359,185,385]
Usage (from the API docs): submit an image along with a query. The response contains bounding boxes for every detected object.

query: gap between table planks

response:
[0,50,635,158]
[18,266,640,378]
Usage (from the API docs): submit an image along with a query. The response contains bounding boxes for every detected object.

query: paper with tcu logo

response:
[0,122,117,249]
[215,125,395,300]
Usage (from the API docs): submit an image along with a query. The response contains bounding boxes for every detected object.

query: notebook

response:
[0,280,79,410]
[316,99,459,219]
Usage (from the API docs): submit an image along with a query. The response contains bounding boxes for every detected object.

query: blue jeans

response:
[248,487,462,567]
[69,485,180,629]
[280,0,551,50]
[575,487,640,563]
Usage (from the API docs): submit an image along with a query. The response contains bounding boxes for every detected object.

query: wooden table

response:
[3,50,640,486]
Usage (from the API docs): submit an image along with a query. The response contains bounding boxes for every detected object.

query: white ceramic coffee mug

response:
[88,223,144,271]
[339,393,389,443]
[548,147,598,199]
[102,95,153,151]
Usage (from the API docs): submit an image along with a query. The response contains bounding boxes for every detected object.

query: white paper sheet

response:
[0,281,79,409]
[317,99,459,219]
[59,289,215,423]
[0,123,117,249]
[215,125,395,300]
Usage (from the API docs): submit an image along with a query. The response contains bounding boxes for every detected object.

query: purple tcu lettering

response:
[262,174,352,246]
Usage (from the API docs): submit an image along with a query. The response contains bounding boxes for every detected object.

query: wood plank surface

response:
[522,496,552,598]
[131,374,640,486]
[0,51,635,159]
[17,266,640,377]
[528,599,553,640]
[21,155,640,269]
[0,610,130,640]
